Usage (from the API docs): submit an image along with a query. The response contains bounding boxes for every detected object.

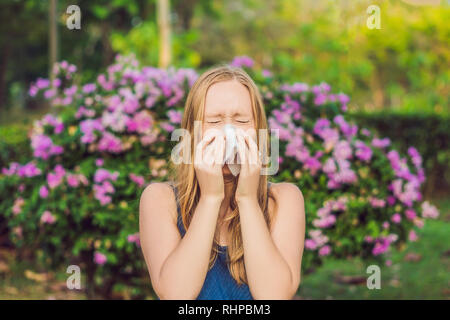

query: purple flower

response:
[391,213,401,224]
[94,168,119,184]
[333,140,352,160]
[97,132,123,153]
[405,209,417,221]
[230,56,254,68]
[372,137,391,148]
[129,173,145,187]
[40,210,56,224]
[262,69,272,77]
[39,185,49,198]
[126,110,154,133]
[127,233,141,247]
[369,197,386,208]
[355,141,372,162]
[305,239,318,250]
[319,245,331,256]
[31,134,64,160]
[372,237,392,256]
[94,252,107,265]
[82,83,97,94]
[160,122,175,132]
[408,230,418,242]
[47,165,66,189]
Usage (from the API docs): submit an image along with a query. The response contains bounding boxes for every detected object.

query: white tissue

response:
[223,124,241,176]
[203,124,241,176]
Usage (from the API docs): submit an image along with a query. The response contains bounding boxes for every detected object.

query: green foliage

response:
[350,112,450,196]
[0,124,32,168]
[110,21,201,68]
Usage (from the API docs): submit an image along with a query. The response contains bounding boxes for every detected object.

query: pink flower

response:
[167,110,182,124]
[333,140,352,160]
[39,185,49,198]
[391,213,402,224]
[387,196,396,206]
[421,201,439,219]
[12,197,25,215]
[160,122,175,132]
[140,133,157,146]
[126,110,154,133]
[408,230,418,242]
[40,210,56,224]
[319,245,331,256]
[405,209,417,221]
[323,158,337,174]
[372,237,392,255]
[127,233,141,247]
[47,165,66,189]
[94,252,107,265]
[414,219,424,229]
[372,137,391,148]
[355,140,372,162]
[67,174,80,187]
[94,168,119,183]
[31,134,64,159]
[369,197,386,208]
[230,56,254,68]
[305,239,317,250]
[129,173,145,187]
[98,132,123,153]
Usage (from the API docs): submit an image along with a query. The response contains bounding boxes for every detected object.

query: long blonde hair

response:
[169,64,276,285]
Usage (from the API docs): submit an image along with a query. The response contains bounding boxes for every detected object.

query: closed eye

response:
[237,120,249,123]
[207,121,221,124]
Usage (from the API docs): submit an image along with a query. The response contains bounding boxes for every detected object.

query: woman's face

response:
[203,79,255,176]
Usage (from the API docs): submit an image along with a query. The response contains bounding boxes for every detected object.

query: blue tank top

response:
[165,182,271,300]
[169,182,272,300]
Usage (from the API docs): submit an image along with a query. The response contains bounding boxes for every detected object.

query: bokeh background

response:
[0,0,448,299]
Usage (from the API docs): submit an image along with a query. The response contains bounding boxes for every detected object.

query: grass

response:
[0,197,448,300]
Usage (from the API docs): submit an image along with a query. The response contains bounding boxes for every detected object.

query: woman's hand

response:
[235,130,261,203]
[194,131,226,201]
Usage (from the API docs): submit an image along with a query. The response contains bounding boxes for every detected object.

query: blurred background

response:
[0,0,448,299]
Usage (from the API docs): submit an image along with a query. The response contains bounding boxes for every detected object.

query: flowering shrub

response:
[0,54,440,298]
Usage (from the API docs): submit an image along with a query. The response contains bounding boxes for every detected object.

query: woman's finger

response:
[236,132,249,173]
[244,134,258,166]
[214,134,225,166]
[195,133,216,164]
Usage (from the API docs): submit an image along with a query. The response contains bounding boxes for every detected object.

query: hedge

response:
[0,55,441,298]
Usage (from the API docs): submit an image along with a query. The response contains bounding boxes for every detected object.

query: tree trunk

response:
[157,0,172,68]
[0,42,11,109]
[49,0,58,82]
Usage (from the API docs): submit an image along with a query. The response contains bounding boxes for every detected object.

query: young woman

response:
[139,65,305,300]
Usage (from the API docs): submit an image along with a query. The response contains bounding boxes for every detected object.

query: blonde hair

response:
[169,64,276,285]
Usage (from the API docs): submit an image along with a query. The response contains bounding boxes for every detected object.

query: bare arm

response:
[237,182,305,299]
[139,182,223,299]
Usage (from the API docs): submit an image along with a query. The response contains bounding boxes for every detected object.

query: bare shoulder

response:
[139,181,178,225]
[269,182,304,206]
[268,182,305,223]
